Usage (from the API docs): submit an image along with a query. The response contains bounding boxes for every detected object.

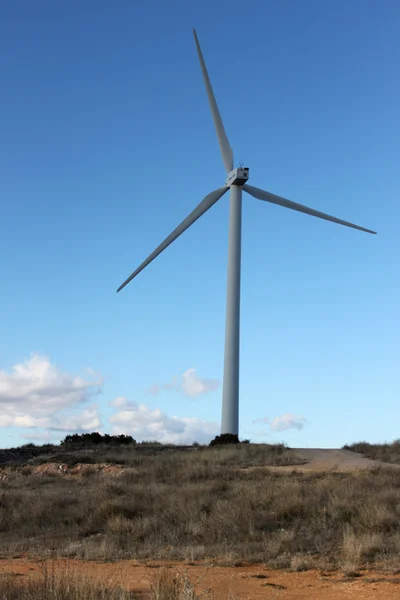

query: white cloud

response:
[181,369,219,397]
[110,396,130,408]
[146,368,219,398]
[254,413,307,432]
[109,397,218,444]
[269,413,307,431]
[0,354,103,433]
[0,355,222,446]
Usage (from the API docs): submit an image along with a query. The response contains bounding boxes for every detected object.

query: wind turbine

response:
[117,29,376,437]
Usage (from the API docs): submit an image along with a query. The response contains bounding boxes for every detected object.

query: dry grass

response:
[0,564,220,600]
[25,442,302,469]
[1,443,399,571]
[344,440,400,464]
[148,569,200,600]
[0,563,135,599]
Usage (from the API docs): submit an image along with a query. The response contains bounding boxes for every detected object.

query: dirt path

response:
[1,559,400,599]
[282,448,398,472]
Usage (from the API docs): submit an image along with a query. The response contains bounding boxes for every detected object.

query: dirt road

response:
[277,448,398,473]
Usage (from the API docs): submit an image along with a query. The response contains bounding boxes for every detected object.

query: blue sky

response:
[0,0,399,449]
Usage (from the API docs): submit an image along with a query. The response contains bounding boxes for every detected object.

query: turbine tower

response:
[117,29,376,437]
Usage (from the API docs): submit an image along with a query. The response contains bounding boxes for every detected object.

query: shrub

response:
[61,433,136,448]
[344,440,400,464]
[209,434,240,446]
[0,564,136,599]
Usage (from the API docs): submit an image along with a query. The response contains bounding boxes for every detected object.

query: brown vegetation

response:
[0,562,204,599]
[344,440,400,465]
[0,563,133,599]
[0,442,400,573]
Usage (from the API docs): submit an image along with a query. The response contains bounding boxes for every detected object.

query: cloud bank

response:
[0,354,103,432]
[109,397,218,444]
[0,355,220,445]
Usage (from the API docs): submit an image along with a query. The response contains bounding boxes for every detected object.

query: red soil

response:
[1,558,400,599]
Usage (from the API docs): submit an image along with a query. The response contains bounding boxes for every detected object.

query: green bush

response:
[60,433,136,447]
[209,433,240,446]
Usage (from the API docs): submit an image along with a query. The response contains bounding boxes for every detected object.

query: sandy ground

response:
[1,558,400,599]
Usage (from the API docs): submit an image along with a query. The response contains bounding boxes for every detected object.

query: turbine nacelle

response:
[226,167,250,187]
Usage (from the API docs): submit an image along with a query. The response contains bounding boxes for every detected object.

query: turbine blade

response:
[243,184,376,235]
[193,28,233,173]
[117,186,228,292]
